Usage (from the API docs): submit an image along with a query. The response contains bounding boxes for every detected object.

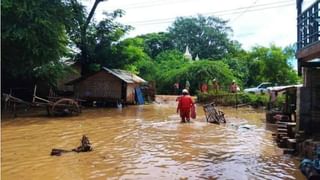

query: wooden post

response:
[13,102,17,118]
[32,85,37,103]
[46,106,51,116]
[235,92,238,109]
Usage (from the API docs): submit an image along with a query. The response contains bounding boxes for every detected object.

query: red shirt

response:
[177,95,194,111]
[201,84,208,93]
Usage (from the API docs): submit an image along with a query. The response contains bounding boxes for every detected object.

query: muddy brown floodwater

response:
[1,103,305,180]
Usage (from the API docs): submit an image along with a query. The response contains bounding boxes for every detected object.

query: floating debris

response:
[51,135,92,156]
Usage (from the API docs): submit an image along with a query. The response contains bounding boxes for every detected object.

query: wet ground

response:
[1,102,305,180]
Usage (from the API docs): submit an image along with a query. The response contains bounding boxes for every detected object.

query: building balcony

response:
[296,0,320,62]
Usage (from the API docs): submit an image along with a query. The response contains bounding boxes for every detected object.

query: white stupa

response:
[195,54,199,61]
[184,46,192,60]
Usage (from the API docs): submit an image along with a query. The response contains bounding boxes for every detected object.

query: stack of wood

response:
[266,110,280,123]
[273,121,297,154]
[203,102,226,124]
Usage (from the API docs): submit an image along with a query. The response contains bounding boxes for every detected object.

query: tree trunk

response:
[79,0,106,75]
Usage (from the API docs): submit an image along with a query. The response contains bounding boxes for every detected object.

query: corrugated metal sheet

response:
[66,67,146,85]
[102,67,146,84]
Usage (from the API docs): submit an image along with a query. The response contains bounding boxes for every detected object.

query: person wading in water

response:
[176,89,194,123]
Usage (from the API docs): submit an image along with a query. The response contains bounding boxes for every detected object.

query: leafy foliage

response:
[151,50,237,94]
[198,91,269,107]
[2,1,300,97]
[138,32,174,58]
[67,1,132,74]
[1,0,71,85]
[168,15,234,60]
[110,38,150,69]
[244,44,300,86]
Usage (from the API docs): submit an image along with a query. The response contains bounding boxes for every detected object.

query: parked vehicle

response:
[267,84,303,92]
[244,82,273,94]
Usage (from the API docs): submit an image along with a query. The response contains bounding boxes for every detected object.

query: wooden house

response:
[66,67,146,104]
[296,0,320,134]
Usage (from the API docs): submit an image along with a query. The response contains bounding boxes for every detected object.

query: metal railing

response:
[297,0,320,50]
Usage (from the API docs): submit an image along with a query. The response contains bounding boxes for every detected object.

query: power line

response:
[123,1,293,24]
[123,2,295,26]
[230,0,259,22]
[106,0,205,10]
[106,0,293,10]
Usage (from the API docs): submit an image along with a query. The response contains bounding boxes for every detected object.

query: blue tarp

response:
[135,87,144,105]
[300,147,320,178]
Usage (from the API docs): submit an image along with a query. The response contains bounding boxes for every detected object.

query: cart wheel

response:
[52,98,80,116]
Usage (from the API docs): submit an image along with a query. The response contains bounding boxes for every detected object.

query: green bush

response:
[273,94,286,108]
[197,91,270,107]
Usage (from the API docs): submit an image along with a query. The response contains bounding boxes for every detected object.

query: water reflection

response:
[1,104,305,180]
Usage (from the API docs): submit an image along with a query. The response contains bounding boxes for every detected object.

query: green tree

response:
[222,57,249,85]
[68,0,105,75]
[2,0,72,86]
[134,58,157,81]
[155,50,187,68]
[138,32,174,58]
[245,45,300,86]
[168,15,234,60]
[90,11,132,68]
[151,50,236,94]
[111,37,151,70]
[222,44,250,85]
[172,60,236,94]
[68,0,131,74]
[151,50,189,93]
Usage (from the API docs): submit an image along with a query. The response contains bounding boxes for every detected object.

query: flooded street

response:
[1,103,305,180]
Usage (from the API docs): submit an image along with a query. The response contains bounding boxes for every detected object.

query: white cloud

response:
[83,0,298,50]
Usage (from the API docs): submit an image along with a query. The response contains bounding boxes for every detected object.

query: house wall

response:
[74,71,122,100]
[126,83,139,104]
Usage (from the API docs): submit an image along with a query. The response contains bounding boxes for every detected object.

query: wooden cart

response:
[3,85,81,117]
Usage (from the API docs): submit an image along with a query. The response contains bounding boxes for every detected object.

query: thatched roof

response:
[65,67,146,85]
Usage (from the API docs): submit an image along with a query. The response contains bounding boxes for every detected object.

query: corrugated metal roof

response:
[102,67,146,84]
[65,67,146,85]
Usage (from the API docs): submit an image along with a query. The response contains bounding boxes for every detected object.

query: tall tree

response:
[107,37,150,69]
[2,0,72,87]
[68,0,131,74]
[245,45,300,86]
[150,50,236,94]
[69,0,106,75]
[138,32,174,59]
[168,15,234,60]
[92,10,132,67]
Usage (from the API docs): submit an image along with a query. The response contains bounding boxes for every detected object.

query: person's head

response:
[232,80,236,84]
[182,89,189,95]
[213,78,216,82]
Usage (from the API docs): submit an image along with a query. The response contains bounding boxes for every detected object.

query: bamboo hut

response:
[66,67,146,105]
